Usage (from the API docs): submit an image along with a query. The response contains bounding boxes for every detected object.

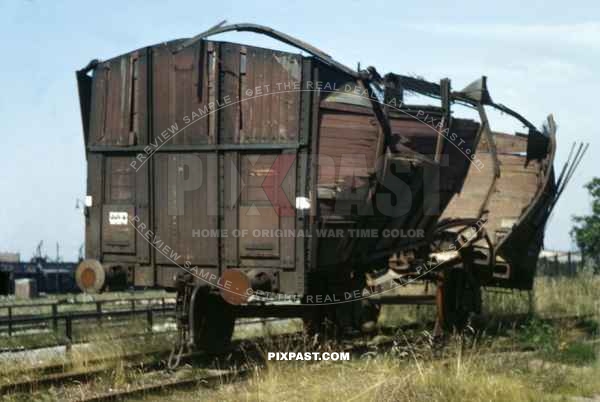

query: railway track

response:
[0,323,177,354]
[0,313,594,401]
[0,318,289,395]
[0,347,173,394]
[0,333,288,401]
[78,367,253,402]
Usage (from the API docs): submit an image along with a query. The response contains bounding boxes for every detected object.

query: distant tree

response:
[571,178,600,270]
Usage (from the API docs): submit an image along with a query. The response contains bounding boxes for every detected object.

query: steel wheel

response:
[191,289,235,353]
[440,267,482,331]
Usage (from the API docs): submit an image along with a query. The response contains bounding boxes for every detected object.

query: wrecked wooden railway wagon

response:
[76,22,569,354]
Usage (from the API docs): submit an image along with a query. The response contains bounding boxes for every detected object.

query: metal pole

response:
[147,309,153,333]
[568,252,573,276]
[528,290,535,316]
[96,301,102,324]
[65,315,73,351]
[52,304,58,333]
[7,307,12,336]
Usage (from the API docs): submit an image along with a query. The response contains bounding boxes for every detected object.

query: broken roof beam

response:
[175,22,360,78]
[383,73,539,133]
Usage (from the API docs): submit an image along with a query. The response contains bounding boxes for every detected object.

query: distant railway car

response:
[76,23,566,355]
[0,268,11,295]
[39,263,79,294]
[0,259,79,295]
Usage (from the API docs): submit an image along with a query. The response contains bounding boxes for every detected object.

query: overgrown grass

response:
[154,337,600,402]
[0,331,176,390]
[157,274,600,402]
[483,274,600,317]
[379,274,600,328]
[1,275,599,402]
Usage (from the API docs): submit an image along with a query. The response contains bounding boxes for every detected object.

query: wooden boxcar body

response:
[76,23,567,349]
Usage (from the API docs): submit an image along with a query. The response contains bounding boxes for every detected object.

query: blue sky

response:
[0,0,597,260]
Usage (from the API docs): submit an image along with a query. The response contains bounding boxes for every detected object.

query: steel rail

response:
[0,318,289,397]
[78,367,252,402]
